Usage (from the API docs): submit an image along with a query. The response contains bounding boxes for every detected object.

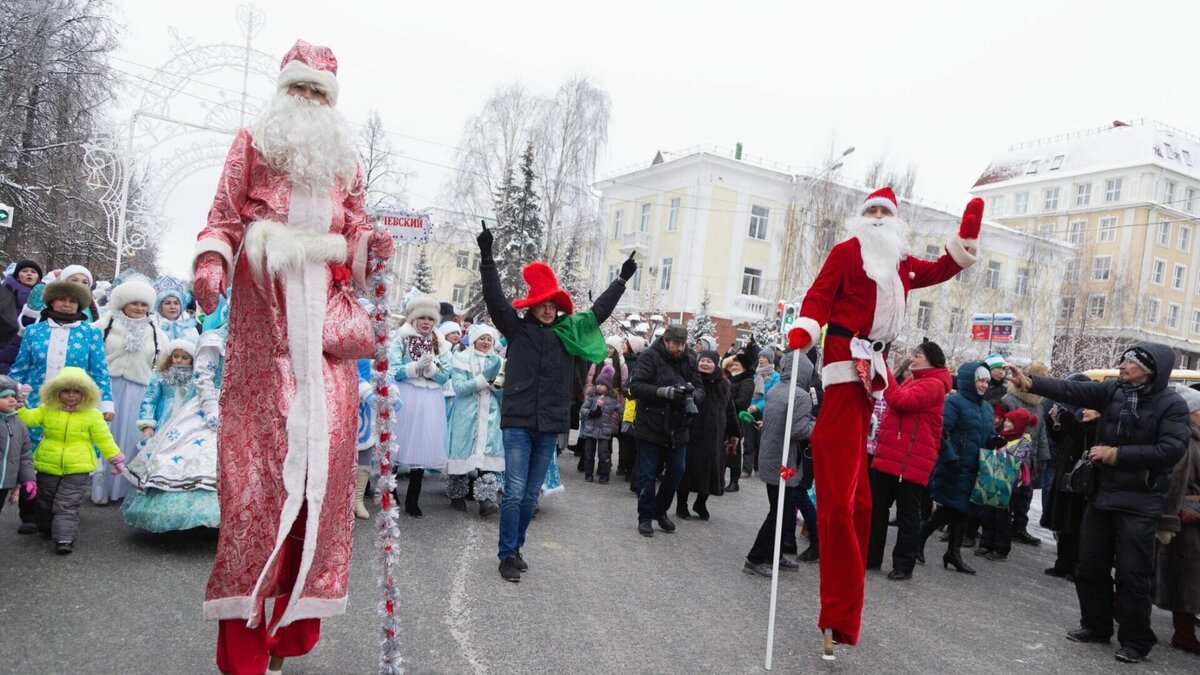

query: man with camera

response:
[628,325,704,537]
[1007,343,1189,664]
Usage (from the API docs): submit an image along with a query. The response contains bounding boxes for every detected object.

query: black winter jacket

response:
[481,261,626,433]
[1029,342,1189,517]
[729,371,755,413]
[628,338,705,447]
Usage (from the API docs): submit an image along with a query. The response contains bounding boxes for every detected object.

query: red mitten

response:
[958,197,985,240]
[193,252,227,315]
[368,230,395,260]
[787,326,812,351]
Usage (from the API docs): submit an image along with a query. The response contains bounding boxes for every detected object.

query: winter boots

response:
[1172,612,1200,655]
[403,468,424,518]
[942,521,976,575]
[354,466,370,520]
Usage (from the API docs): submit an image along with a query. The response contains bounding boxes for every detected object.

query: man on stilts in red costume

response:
[786,187,983,657]
[192,40,393,675]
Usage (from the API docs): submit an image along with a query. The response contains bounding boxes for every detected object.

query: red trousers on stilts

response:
[216,507,320,675]
[811,382,873,645]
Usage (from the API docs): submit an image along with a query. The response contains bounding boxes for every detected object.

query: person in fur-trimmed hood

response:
[785,187,983,652]
[90,276,169,505]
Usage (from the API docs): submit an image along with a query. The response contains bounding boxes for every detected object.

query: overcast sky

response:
[110,0,1200,276]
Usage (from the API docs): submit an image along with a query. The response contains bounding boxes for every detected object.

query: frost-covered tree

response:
[357,108,409,211]
[557,231,588,303]
[688,289,717,342]
[751,310,781,348]
[410,246,434,294]
[492,143,543,300]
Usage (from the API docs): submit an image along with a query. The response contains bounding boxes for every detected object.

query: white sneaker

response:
[93,497,108,506]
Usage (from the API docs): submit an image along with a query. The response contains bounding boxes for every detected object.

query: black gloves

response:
[619,252,637,282]
[987,435,1007,450]
[587,405,603,419]
[656,385,690,401]
[478,219,494,264]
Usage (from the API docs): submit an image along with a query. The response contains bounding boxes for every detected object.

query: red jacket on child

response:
[870,366,953,486]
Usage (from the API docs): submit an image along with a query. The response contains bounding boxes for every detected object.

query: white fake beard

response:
[252,93,358,189]
[846,215,910,285]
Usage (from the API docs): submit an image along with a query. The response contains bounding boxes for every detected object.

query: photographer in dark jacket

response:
[628,325,704,537]
[478,222,634,581]
[1041,373,1100,580]
[1008,343,1189,664]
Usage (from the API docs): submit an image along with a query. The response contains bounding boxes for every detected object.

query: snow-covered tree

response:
[357,109,409,211]
[492,143,543,300]
[688,289,717,342]
[410,246,434,294]
[557,231,588,303]
[751,310,781,348]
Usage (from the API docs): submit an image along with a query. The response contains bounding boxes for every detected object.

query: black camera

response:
[681,383,699,416]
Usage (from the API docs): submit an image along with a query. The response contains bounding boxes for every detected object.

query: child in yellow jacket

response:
[17,366,124,555]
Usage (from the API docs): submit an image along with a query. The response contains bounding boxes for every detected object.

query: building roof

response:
[972,119,1200,189]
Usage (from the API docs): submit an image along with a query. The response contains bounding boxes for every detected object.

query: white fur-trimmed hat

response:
[159,338,197,367]
[860,186,898,216]
[60,264,94,289]
[467,324,499,348]
[404,295,439,323]
[277,40,340,107]
[108,276,157,310]
[438,321,463,338]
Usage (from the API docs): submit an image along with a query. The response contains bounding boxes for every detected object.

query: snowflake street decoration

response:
[82,133,161,260]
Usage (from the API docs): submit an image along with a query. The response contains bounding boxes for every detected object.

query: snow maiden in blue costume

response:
[446,324,505,517]
[136,339,197,436]
[122,297,227,531]
[153,276,200,343]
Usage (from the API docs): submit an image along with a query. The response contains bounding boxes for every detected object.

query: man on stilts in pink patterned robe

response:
[192,40,394,675]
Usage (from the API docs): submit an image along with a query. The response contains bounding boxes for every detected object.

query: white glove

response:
[1156,531,1175,546]
[422,359,439,379]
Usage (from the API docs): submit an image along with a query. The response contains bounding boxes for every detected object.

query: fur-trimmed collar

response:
[1006,382,1043,406]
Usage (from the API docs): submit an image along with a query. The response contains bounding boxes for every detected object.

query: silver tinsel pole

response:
[369,225,404,674]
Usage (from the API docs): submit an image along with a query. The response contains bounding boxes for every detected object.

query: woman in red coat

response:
[865,341,952,580]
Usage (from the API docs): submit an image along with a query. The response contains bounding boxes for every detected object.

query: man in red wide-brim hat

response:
[476,222,635,582]
[786,187,983,656]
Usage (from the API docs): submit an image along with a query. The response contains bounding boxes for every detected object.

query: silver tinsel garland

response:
[369,227,405,674]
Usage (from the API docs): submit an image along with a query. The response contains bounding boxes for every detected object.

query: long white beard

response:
[846,215,910,285]
[252,93,358,190]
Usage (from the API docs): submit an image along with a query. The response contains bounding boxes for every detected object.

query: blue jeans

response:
[498,428,557,560]
[636,439,686,522]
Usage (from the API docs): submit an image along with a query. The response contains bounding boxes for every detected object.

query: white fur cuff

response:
[796,316,821,350]
[947,237,978,268]
[244,219,347,280]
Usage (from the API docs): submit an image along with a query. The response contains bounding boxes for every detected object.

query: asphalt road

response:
[1,461,1195,674]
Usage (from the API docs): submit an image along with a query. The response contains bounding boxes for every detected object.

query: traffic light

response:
[0,203,12,228]
[781,303,798,334]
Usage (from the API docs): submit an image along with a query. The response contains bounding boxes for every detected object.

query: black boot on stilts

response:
[405,468,424,518]
[942,520,976,574]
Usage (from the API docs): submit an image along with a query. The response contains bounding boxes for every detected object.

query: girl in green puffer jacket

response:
[16,366,124,555]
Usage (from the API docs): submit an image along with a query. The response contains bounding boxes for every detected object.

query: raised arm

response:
[590,253,636,323]
[476,221,519,336]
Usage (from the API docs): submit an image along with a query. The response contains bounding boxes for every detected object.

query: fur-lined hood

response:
[38,366,101,411]
[1006,382,1043,407]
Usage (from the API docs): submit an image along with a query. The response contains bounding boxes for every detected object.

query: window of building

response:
[748,204,769,240]
[924,243,941,261]
[1184,150,1194,167]
[950,307,964,333]
[1192,309,1200,334]
[471,253,480,271]
[660,257,672,291]
[1050,155,1065,170]
[632,268,643,291]
[1025,159,1041,174]
[1013,319,1024,343]
[1152,258,1167,285]
[916,301,933,330]
[1175,264,1188,290]
[639,203,651,232]
[1165,180,1177,205]
[1064,259,1080,283]
[1088,294,1106,319]
[1098,216,1117,243]
[455,250,470,269]
[1158,221,1172,246]
[1188,187,1197,213]
[1093,256,1112,281]
[452,284,466,305]
[1015,267,1030,297]
[957,264,975,284]
[1168,303,1182,329]
[985,260,1002,289]
[612,209,623,238]
[1075,183,1092,206]
[668,197,680,231]
[991,195,1005,216]
[1105,178,1123,203]
[1060,296,1077,320]
[1181,225,1193,253]
[741,267,763,296]
[1067,220,1085,244]
[1039,222,1055,238]
[1146,298,1161,325]
[1043,187,1060,211]
[1014,191,1029,214]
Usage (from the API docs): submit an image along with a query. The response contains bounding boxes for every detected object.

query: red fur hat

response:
[511,261,574,315]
